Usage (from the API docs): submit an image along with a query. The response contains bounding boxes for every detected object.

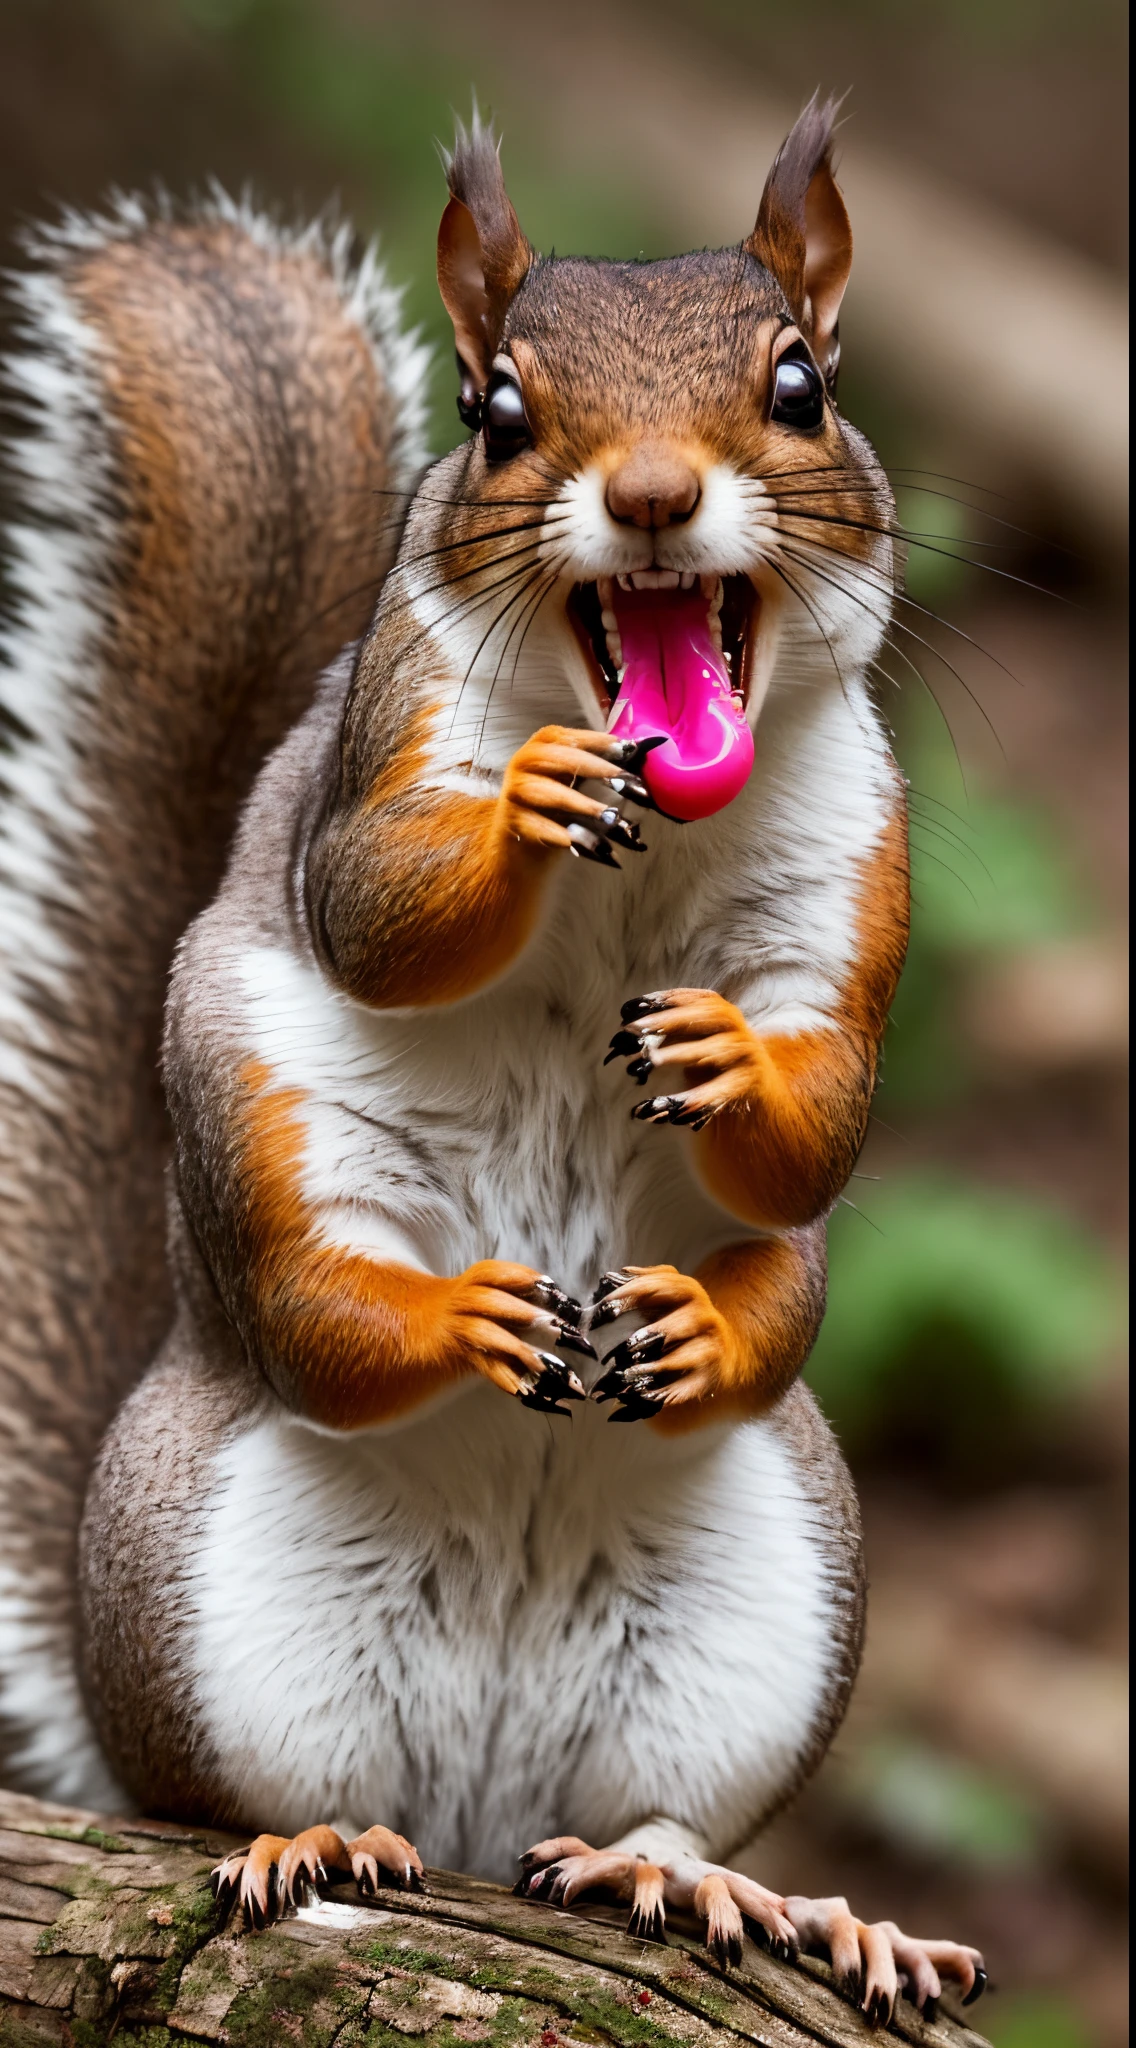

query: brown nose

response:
[605,441,701,529]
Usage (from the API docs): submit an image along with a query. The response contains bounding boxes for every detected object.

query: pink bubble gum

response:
[607,586,754,822]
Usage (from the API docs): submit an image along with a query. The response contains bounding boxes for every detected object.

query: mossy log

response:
[0,1790,991,2048]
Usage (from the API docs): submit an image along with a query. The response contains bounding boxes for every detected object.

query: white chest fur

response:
[186,1384,844,1878]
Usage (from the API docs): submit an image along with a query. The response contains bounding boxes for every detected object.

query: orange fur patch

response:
[233,1058,477,1428]
[694,797,909,1229]
[650,1230,825,1434]
[312,708,557,1009]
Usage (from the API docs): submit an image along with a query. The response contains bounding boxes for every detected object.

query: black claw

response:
[623,734,668,773]
[671,1104,706,1126]
[604,1028,642,1063]
[526,1861,561,1900]
[608,772,664,818]
[728,1933,743,1967]
[591,1270,630,1303]
[963,1970,988,2006]
[517,1390,571,1417]
[588,1297,630,1330]
[922,1995,939,2022]
[518,1353,585,1415]
[599,1332,667,1376]
[595,808,647,853]
[555,1323,598,1359]
[530,1277,583,1324]
[627,1056,653,1085]
[537,1351,586,1395]
[606,734,667,771]
[630,1094,685,1123]
[865,1988,891,2031]
[627,1905,666,1944]
[620,995,666,1023]
[591,1368,624,1403]
[569,823,622,872]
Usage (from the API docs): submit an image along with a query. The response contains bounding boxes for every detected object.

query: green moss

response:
[152,1882,227,2010]
[361,1999,535,2048]
[363,1936,453,1975]
[222,1952,346,2046]
[40,1823,136,1853]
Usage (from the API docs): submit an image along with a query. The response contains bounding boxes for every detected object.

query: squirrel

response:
[0,104,987,2026]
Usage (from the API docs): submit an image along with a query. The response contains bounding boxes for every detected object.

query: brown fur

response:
[0,206,411,1789]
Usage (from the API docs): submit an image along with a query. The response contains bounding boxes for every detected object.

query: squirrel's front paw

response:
[607,988,762,1125]
[588,1265,736,1420]
[499,727,657,866]
[442,1261,592,1414]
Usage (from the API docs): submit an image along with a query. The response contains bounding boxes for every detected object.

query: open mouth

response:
[568,571,759,822]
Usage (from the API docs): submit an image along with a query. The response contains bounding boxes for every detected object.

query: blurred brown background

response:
[0,3,1128,2044]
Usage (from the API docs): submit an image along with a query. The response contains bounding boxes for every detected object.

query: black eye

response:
[771,348,825,431]
[482,372,532,463]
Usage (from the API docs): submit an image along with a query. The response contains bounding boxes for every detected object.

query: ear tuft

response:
[747,92,852,382]
[437,109,532,394]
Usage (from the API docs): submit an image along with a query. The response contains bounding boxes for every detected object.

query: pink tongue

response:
[607,587,754,822]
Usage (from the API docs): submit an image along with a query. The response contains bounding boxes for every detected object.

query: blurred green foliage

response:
[837,1735,1045,1868]
[808,1173,1123,1456]
[988,1996,1095,2048]
[882,684,1091,1108]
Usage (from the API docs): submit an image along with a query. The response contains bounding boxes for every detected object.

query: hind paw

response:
[787,1895,987,2025]
[516,1838,793,1967]
[212,1821,425,1926]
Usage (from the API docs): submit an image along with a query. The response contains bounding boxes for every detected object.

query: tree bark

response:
[0,1789,991,2048]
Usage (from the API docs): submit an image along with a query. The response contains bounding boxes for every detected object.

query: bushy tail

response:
[0,192,429,1800]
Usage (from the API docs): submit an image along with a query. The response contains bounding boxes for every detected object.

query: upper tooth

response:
[699,573,718,600]
[679,572,695,590]
[629,569,680,590]
[617,574,632,591]
[598,575,615,610]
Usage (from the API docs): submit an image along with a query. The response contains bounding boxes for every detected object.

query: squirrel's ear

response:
[438,114,532,396]
[747,94,851,384]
